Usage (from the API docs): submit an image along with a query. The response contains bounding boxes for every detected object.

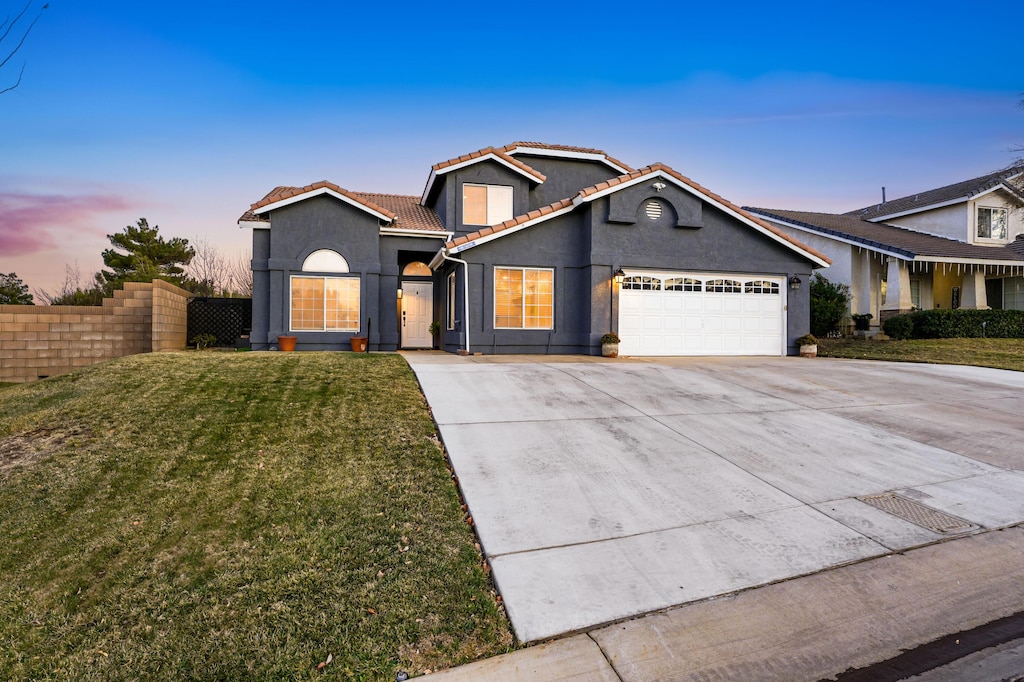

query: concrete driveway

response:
[402,354,1024,643]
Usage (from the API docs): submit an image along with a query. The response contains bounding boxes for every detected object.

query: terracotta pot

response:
[799,344,817,358]
[277,335,297,352]
[601,342,619,358]
[350,336,368,352]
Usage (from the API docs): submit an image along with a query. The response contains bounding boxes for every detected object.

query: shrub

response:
[796,333,818,346]
[882,314,914,339]
[600,332,621,344]
[882,309,1024,339]
[190,333,218,350]
[809,274,850,338]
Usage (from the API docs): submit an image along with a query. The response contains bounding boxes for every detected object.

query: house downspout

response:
[440,250,471,355]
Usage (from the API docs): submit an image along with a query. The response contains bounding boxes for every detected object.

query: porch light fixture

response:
[396,288,403,300]
[789,275,802,290]
[613,268,626,284]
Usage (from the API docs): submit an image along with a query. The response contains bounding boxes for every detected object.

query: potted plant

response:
[428,321,440,341]
[851,313,873,331]
[600,332,620,358]
[796,333,818,358]
[277,334,297,352]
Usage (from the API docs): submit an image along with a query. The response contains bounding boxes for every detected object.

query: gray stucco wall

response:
[449,179,816,355]
[513,155,623,209]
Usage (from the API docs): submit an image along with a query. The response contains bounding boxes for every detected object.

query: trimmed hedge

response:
[882,308,1024,339]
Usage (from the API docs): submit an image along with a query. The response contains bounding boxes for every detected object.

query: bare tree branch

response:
[230,250,253,297]
[1,1,47,94]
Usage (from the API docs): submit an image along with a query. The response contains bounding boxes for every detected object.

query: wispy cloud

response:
[0,192,133,256]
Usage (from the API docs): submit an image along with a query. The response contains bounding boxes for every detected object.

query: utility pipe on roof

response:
[439,250,471,355]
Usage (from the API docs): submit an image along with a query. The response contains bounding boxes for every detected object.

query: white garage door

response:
[618,271,785,356]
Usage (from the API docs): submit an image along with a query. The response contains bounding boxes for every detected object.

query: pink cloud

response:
[0,192,134,256]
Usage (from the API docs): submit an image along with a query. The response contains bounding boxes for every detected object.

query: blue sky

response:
[1,1,1020,296]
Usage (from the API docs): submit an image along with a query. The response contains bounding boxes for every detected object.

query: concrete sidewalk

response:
[428,526,1024,681]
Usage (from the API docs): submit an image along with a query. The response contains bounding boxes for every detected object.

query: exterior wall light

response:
[396,288,403,299]
[789,275,802,290]
[613,268,626,284]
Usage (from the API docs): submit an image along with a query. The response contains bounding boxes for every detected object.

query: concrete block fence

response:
[0,280,193,383]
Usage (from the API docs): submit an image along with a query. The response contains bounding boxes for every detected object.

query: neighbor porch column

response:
[850,251,873,318]
[881,257,913,323]
[959,268,989,309]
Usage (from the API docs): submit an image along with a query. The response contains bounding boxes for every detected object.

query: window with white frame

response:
[494,267,553,329]
[463,184,513,225]
[447,272,456,330]
[977,207,1008,241]
[290,276,360,331]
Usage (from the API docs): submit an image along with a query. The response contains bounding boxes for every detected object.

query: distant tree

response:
[230,250,253,297]
[1,1,48,95]
[0,272,33,304]
[183,237,231,296]
[809,273,849,337]
[96,218,195,294]
[34,262,105,306]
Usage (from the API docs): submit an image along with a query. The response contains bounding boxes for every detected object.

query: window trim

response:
[463,183,514,226]
[289,274,361,333]
[493,266,555,330]
[976,205,1009,242]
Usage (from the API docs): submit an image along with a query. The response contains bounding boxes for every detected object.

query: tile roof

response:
[749,207,1024,263]
[448,164,830,265]
[849,164,1024,220]
[239,185,446,233]
[500,141,635,173]
[430,146,547,182]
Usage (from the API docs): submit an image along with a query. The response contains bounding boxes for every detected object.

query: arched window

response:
[302,249,349,273]
[402,261,432,276]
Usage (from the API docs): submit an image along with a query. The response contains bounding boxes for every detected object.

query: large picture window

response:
[494,267,553,329]
[977,207,1008,240]
[290,276,360,332]
[463,184,513,226]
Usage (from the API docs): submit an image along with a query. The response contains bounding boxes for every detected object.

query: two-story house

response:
[747,165,1024,327]
[240,142,829,356]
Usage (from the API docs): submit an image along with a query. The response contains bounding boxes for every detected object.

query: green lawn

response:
[0,352,513,680]
[818,337,1024,372]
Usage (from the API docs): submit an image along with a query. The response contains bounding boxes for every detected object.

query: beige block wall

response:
[0,281,194,383]
[151,280,193,351]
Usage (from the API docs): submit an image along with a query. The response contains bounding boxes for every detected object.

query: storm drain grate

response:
[858,493,978,534]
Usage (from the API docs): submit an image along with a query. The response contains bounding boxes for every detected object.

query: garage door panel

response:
[619,272,785,357]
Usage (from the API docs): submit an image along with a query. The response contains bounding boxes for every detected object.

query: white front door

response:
[401,282,433,348]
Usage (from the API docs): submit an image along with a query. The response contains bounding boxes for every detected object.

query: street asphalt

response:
[402,354,1024,679]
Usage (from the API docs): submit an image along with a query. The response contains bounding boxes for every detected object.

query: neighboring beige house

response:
[747,164,1024,326]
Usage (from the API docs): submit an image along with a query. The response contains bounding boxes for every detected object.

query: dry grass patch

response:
[0,352,513,680]
[818,337,1024,372]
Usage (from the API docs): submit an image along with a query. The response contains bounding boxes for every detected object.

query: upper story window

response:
[464,184,513,226]
[977,207,1008,241]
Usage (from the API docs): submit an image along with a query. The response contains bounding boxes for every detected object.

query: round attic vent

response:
[644,200,663,220]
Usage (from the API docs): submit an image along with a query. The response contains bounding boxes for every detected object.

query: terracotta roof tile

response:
[501,141,635,173]
[240,185,445,233]
[447,165,829,265]
[749,207,1024,263]
[849,164,1024,220]
[430,146,546,182]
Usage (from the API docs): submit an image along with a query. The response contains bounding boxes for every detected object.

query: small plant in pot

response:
[796,333,818,358]
[851,313,873,331]
[600,332,621,358]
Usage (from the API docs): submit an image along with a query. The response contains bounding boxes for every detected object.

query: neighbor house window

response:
[494,267,553,329]
[463,184,513,226]
[290,276,360,331]
[977,207,1008,240]
[447,272,456,330]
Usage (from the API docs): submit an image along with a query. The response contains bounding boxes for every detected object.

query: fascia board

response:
[253,187,393,222]
[379,227,453,239]
[448,204,577,255]
[577,170,832,268]
[865,196,967,222]
[238,219,270,230]
[508,146,631,174]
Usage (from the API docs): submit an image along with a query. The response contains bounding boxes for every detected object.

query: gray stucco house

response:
[239,142,829,356]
